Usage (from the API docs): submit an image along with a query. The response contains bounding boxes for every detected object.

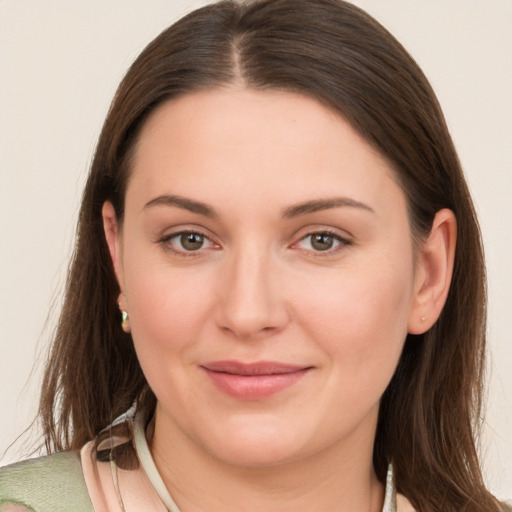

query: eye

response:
[295,231,347,252]
[163,231,216,253]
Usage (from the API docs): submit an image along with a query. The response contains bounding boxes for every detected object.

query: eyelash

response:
[159,230,218,257]
[159,229,351,257]
[292,230,351,256]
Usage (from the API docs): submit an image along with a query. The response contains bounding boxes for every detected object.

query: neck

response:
[149,410,385,512]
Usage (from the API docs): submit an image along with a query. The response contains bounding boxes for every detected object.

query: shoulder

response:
[0,451,94,512]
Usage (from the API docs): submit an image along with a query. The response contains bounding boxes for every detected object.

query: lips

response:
[200,360,311,400]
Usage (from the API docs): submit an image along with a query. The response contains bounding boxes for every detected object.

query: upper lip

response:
[201,360,310,376]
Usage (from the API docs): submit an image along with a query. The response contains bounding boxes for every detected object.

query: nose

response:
[215,243,290,339]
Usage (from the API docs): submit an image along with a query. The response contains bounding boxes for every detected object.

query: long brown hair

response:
[39,1,506,509]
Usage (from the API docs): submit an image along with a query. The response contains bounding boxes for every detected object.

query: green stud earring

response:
[121,310,130,333]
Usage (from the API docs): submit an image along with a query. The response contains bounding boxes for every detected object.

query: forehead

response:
[126,88,404,218]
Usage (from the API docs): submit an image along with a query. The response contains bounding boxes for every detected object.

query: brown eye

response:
[163,231,215,254]
[310,233,335,251]
[295,231,347,253]
[180,232,205,251]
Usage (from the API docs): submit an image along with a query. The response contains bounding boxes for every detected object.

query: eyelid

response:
[157,225,352,256]
[158,227,220,256]
[290,227,353,254]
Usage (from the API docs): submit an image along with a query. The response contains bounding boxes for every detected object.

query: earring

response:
[121,310,131,333]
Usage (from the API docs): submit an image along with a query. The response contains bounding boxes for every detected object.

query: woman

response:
[0,0,509,510]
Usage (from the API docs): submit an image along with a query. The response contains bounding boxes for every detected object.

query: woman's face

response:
[106,89,426,467]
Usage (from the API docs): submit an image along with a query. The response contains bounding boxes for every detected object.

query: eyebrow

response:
[143,194,218,218]
[143,194,374,219]
[282,197,374,218]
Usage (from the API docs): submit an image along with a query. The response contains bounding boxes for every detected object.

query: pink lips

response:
[201,361,311,400]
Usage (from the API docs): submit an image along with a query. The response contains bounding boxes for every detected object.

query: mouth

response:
[200,360,312,400]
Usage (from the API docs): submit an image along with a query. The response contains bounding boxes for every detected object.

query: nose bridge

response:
[216,239,287,337]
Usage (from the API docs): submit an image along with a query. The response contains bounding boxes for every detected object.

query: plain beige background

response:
[0,0,510,500]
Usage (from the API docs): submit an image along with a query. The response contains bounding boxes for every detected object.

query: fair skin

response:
[103,88,456,511]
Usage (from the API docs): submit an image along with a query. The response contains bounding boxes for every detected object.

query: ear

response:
[102,201,125,296]
[408,209,457,334]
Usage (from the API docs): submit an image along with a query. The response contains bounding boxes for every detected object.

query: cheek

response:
[122,245,216,365]
[295,259,414,383]
[123,266,218,407]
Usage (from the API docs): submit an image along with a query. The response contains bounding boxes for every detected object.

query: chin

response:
[200,418,314,468]
[214,440,300,468]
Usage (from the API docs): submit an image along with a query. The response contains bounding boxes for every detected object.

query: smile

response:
[200,361,312,400]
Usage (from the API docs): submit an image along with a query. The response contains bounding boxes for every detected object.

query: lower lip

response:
[202,368,310,400]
